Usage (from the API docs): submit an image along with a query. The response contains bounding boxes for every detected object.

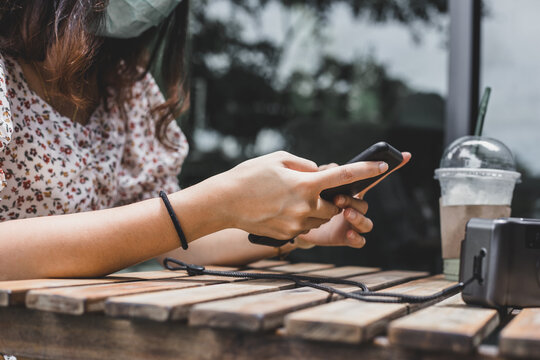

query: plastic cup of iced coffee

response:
[434,136,521,280]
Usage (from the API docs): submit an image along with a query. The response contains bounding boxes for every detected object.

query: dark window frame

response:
[445,0,482,146]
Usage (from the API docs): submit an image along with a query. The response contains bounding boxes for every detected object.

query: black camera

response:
[460,217,540,308]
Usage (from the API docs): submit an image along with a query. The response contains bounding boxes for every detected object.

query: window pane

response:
[481,0,540,218]
[185,0,449,271]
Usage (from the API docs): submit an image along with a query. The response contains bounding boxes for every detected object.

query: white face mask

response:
[96,0,183,39]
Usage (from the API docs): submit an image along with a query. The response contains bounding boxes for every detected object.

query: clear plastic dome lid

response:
[438,135,516,170]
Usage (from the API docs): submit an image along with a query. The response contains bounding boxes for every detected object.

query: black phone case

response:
[319,142,403,201]
[249,142,403,247]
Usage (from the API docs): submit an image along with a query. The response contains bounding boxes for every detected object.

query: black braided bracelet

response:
[159,191,189,250]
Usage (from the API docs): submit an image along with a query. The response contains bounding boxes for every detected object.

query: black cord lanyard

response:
[159,186,485,305]
[163,257,480,304]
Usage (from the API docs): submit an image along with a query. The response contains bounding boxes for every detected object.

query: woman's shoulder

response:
[121,71,188,150]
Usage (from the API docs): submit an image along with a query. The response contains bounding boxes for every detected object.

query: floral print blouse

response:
[0,54,188,221]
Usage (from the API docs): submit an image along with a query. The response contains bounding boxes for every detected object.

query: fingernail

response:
[346,209,357,219]
[348,231,365,245]
[335,196,345,206]
[358,235,366,247]
[379,162,388,172]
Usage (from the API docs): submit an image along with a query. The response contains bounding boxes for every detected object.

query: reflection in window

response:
[481,0,540,218]
[183,0,449,271]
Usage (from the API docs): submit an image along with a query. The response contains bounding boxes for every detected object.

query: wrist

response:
[203,170,243,229]
[167,183,230,243]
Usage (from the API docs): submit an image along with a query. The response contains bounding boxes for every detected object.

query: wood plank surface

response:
[0,278,128,307]
[109,270,189,280]
[301,265,381,278]
[499,308,540,358]
[285,300,406,343]
[246,259,289,269]
[188,270,427,332]
[112,265,238,280]
[283,275,455,344]
[265,262,334,273]
[189,285,349,332]
[388,294,499,353]
[105,279,295,322]
[26,280,205,315]
[0,306,500,360]
[376,275,456,311]
[172,274,247,283]
[345,270,429,291]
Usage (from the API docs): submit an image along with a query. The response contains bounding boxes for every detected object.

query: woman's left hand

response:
[295,194,371,247]
[296,152,411,248]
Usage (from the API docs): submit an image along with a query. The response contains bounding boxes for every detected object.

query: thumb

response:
[311,161,388,191]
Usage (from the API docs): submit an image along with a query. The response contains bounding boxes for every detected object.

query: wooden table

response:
[0,260,537,360]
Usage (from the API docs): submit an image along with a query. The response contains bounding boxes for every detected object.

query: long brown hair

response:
[0,0,190,147]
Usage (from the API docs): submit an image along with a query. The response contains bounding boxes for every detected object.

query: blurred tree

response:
[178,0,449,272]
[185,0,447,161]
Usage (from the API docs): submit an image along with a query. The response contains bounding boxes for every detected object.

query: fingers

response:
[303,217,330,231]
[343,208,373,233]
[337,195,372,247]
[358,151,411,198]
[334,195,368,214]
[278,151,319,172]
[281,217,329,239]
[318,163,338,171]
[345,230,366,248]
[311,197,341,220]
[312,161,388,191]
[398,152,412,169]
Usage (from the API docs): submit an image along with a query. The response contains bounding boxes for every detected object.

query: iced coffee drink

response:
[435,136,520,280]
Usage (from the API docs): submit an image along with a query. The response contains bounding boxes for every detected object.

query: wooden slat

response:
[499,308,540,358]
[283,275,453,343]
[432,293,467,306]
[388,294,499,353]
[173,274,247,283]
[376,275,455,311]
[285,300,406,343]
[235,269,283,274]
[301,266,380,278]
[26,280,205,315]
[245,259,289,269]
[189,285,350,332]
[0,278,128,306]
[0,306,501,360]
[105,279,295,322]
[266,262,334,273]
[188,270,427,332]
[111,266,238,281]
[346,270,428,291]
[109,270,188,280]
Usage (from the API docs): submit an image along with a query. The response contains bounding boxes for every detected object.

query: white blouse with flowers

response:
[0,54,188,221]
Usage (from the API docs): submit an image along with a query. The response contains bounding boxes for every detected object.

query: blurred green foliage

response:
[178,0,449,272]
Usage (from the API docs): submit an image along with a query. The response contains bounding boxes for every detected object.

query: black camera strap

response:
[163,257,480,304]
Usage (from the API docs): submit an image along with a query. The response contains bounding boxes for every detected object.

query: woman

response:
[0,0,410,280]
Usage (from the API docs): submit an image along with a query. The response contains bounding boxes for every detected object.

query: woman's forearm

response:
[156,228,297,267]
[0,151,390,280]
[0,186,228,280]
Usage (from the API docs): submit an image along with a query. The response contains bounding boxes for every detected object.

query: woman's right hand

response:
[201,151,389,240]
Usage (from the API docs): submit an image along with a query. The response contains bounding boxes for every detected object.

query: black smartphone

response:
[319,141,403,202]
[248,142,403,247]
